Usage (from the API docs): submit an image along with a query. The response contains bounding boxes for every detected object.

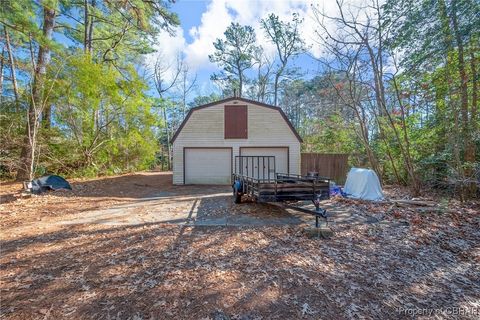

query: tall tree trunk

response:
[28,33,37,72]
[239,74,243,97]
[451,0,474,198]
[236,59,243,97]
[351,105,382,182]
[451,1,469,135]
[163,106,171,170]
[16,6,56,181]
[465,44,478,195]
[84,0,90,52]
[0,47,4,104]
[365,44,386,117]
[88,0,95,54]
[365,40,418,193]
[273,63,286,106]
[273,73,280,106]
[182,71,187,118]
[373,111,404,185]
[43,106,52,128]
[437,0,464,196]
[256,64,262,102]
[83,0,95,54]
[4,27,19,110]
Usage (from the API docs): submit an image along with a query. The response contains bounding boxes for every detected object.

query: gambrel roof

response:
[171,97,303,143]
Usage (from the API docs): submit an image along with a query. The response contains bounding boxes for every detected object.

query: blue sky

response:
[45,0,370,101]
[148,0,345,97]
[171,1,208,44]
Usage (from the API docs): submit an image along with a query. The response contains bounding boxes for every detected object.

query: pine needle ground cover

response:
[1,173,478,319]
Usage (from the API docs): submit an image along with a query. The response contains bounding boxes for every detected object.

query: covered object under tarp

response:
[344,168,384,201]
[30,175,72,194]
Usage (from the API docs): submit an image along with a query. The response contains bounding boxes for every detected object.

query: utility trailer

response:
[232,156,331,227]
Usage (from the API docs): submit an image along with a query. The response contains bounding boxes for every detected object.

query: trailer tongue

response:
[232,156,331,228]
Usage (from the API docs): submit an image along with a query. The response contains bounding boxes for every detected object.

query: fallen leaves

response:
[3,218,478,319]
[1,175,479,319]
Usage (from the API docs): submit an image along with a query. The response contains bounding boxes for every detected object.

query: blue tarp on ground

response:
[31,175,72,194]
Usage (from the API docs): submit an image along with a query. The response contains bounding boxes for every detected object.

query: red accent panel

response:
[224,105,248,139]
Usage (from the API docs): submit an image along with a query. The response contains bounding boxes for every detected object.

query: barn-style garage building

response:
[171,97,302,185]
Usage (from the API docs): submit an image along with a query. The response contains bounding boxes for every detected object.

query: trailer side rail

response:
[232,156,332,229]
[232,172,330,202]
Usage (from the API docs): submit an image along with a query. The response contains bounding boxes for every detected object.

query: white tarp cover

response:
[344,168,384,201]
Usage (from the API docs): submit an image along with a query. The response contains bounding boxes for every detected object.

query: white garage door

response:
[240,147,289,179]
[184,148,232,184]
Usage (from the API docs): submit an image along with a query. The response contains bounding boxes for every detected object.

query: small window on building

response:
[224,105,248,139]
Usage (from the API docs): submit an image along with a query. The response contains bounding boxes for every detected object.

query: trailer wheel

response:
[233,187,242,204]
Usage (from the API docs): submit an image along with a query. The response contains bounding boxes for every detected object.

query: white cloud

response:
[185,0,233,70]
[150,0,371,75]
[145,25,187,83]
[184,0,316,70]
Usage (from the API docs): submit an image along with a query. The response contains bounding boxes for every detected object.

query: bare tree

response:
[17,5,57,181]
[245,47,274,103]
[152,51,182,170]
[261,13,305,106]
[312,0,420,193]
[320,47,383,180]
[177,63,197,118]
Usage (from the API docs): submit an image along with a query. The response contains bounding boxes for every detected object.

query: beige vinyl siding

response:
[184,148,232,184]
[173,100,300,185]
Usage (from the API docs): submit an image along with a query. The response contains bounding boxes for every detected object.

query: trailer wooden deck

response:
[232,156,332,228]
[232,173,330,203]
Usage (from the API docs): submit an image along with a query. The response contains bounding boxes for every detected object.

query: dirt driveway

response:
[2,172,312,235]
[1,172,479,319]
[54,189,310,228]
[1,172,376,235]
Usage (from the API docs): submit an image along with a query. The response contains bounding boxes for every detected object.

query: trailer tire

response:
[233,187,242,204]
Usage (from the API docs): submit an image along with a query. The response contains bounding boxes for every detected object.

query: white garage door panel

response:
[240,148,288,179]
[185,148,231,184]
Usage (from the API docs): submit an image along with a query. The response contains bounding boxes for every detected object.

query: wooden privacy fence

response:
[301,153,349,184]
